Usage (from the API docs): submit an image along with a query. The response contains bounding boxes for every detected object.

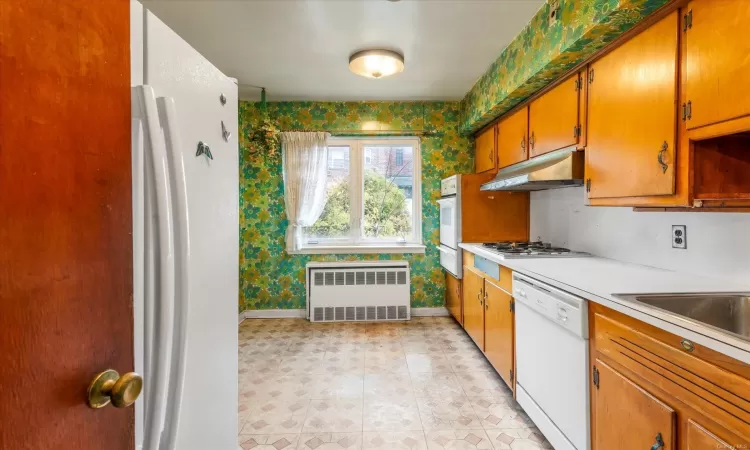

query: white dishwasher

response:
[513,272,590,450]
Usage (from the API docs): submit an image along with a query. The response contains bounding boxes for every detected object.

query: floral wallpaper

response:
[239,101,472,311]
[460,0,670,134]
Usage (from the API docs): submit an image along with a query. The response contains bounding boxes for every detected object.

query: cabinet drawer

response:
[473,255,499,280]
[471,256,512,293]
[593,311,750,441]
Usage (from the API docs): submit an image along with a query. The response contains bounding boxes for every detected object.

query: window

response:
[301,137,423,253]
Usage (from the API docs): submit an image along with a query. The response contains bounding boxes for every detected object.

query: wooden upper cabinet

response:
[475,124,497,173]
[586,11,679,199]
[462,267,485,350]
[529,73,581,157]
[497,106,529,169]
[483,280,514,389]
[593,359,676,450]
[685,0,750,130]
[445,272,462,325]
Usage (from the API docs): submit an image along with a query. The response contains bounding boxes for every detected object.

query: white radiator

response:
[305,261,410,322]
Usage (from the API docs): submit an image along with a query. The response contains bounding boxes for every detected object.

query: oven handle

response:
[436,245,457,255]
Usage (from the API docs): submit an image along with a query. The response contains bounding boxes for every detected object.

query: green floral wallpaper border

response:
[239,101,472,311]
[460,0,670,134]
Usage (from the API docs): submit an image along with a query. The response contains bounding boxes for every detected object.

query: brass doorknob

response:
[87,369,143,409]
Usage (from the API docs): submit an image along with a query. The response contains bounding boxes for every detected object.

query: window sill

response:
[292,243,426,255]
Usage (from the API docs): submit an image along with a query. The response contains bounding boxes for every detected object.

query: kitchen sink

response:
[612,293,750,342]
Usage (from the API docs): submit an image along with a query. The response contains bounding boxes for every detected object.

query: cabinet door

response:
[529,73,580,157]
[686,420,735,450]
[462,267,485,350]
[445,272,462,325]
[586,12,678,199]
[475,125,497,173]
[593,359,676,450]
[483,280,514,389]
[497,107,529,169]
[685,0,750,130]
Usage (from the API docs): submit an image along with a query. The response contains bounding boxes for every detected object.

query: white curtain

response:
[281,131,330,252]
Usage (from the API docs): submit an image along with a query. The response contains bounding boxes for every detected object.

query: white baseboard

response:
[411,307,450,317]
[243,309,307,319]
[239,307,449,320]
[238,311,247,325]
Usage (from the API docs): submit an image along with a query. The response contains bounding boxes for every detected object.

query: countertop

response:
[459,243,750,364]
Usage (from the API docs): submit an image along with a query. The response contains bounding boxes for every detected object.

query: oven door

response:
[437,245,461,278]
[437,197,458,249]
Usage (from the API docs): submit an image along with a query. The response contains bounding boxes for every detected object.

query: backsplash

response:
[239,101,472,311]
[530,187,750,282]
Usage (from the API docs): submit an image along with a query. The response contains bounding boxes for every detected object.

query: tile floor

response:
[238,317,553,450]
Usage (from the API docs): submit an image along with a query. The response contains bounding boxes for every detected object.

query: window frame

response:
[297,136,424,254]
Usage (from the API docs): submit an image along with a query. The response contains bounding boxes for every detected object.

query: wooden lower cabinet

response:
[686,420,733,450]
[593,359,676,450]
[459,256,516,393]
[445,272,462,325]
[483,279,514,389]
[591,303,750,449]
[462,266,485,350]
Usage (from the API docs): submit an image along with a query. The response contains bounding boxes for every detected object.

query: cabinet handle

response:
[680,339,695,353]
[530,132,535,151]
[520,136,526,155]
[488,149,493,162]
[657,142,668,174]
[650,433,665,450]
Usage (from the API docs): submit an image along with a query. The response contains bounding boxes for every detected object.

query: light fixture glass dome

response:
[349,49,404,79]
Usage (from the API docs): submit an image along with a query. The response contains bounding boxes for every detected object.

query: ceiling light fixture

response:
[349,49,404,79]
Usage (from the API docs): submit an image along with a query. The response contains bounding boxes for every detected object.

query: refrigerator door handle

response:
[157,96,191,450]
[135,86,176,450]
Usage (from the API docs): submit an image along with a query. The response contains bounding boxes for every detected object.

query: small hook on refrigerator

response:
[221,121,231,142]
[219,93,227,106]
[196,141,213,160]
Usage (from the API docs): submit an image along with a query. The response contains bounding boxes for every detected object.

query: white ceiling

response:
[142,0,544,102]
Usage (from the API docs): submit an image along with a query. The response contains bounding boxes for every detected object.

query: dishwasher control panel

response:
[512,273,588,339]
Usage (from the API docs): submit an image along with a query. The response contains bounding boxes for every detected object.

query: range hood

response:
[481,147,585,192]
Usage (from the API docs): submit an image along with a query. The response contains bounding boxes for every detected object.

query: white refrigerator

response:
[130,2,238,449]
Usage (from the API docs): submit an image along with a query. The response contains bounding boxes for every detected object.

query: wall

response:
[239,101,472,311]
[531,187,750,282]
[460,0,670,134]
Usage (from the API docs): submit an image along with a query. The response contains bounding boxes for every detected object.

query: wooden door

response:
[685,0,750,130]
[0,2,134,449]
[529,73,580,157]
[586,12,679,199]
[483,280,514,389]
[497,107,529,169]
[462,267,485,350]
[475,124,497,173]
[593,360,676,450]
[445,272,463,325]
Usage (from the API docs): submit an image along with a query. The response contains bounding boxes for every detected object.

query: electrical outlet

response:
[672,225,687,249]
